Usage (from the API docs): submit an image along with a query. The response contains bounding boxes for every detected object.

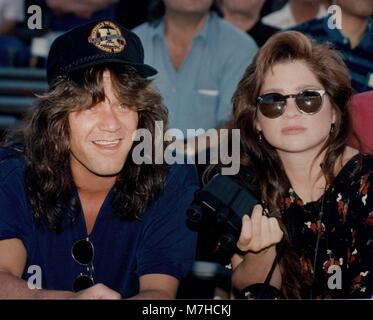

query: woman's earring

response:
[258,131,263,143]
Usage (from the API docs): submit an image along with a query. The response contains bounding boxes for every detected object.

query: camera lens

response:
[218,233,237,251]
[187,204,203,224]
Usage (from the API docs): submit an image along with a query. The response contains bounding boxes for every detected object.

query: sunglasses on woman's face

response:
[71,238,94,292]
[256,89,326,119]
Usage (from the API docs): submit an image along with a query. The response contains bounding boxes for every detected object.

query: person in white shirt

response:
[0,0,24,34]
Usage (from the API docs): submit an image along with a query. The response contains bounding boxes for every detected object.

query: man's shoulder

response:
[208,15,257,66]
[0,147,25,185]
[212,14,257,50]
[132,20,160,39]
[165,163,199,189]
[141,164,199,220]
[291,16,328,37]
[360,17,373,48]
[132,22,149,35]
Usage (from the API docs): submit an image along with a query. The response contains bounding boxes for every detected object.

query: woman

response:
[222,31,372,299]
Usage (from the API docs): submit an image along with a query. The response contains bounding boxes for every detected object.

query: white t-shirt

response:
[262,3,327,30]
[0,0,24,25]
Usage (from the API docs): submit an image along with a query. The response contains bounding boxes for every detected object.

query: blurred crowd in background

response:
[0,0,372,144]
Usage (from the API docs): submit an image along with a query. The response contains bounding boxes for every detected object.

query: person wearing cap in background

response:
[0,20,199,299]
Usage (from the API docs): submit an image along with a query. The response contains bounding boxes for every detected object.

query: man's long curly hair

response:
[6,64,169,232]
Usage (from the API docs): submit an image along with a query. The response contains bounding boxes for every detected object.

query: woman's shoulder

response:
[341,146,372,173]
[358,153,373,170]
[334,147,372,191]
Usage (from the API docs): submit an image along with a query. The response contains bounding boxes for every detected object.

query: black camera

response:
[187,174,258,262]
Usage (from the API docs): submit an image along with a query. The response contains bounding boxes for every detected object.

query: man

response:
[45,0,118,30]
[292,0,373,93]
[133,0,257,137]
[217,0,279,47]
[0,0,29,66]
[0,20,199,299]
[262,0,327,30]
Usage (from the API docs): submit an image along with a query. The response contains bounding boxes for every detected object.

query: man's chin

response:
[96,171,122,178]
[87,165,124,178]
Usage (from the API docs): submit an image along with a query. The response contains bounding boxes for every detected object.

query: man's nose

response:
[97,104,121,132]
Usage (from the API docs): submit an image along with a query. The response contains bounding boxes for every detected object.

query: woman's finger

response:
[251,204,263,240]
[237,214,252,251]
[268,217,283,244]
[260,215,271,246]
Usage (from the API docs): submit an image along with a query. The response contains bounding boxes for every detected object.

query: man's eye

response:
[87,105,98,111]
[118,104,129,111]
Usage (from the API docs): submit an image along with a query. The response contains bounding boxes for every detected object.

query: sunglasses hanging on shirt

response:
[71,237,95,292]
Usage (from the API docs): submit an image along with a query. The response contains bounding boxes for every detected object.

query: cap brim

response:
[68,58,158,78]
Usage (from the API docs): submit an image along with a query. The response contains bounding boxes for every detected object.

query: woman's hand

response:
[231,205,284,291]
[237,205,283,254]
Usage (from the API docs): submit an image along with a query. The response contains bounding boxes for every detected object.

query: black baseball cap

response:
[46,20,157,85]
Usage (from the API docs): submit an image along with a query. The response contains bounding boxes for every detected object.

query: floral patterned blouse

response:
[281,153,372,298]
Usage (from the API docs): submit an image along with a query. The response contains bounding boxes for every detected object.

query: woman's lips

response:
[281,126,307,135]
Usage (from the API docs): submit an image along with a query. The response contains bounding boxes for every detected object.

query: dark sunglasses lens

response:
[258,93,286,118]
[296,91,322,113]
[73,275,94,292]
[72,240,93,265]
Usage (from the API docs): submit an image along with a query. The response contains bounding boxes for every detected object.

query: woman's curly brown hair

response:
[206,31,353,298]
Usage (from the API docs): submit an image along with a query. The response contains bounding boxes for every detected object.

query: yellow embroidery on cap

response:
[88,21,126,53]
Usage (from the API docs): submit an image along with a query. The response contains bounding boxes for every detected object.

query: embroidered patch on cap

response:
[88,21,126,53]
